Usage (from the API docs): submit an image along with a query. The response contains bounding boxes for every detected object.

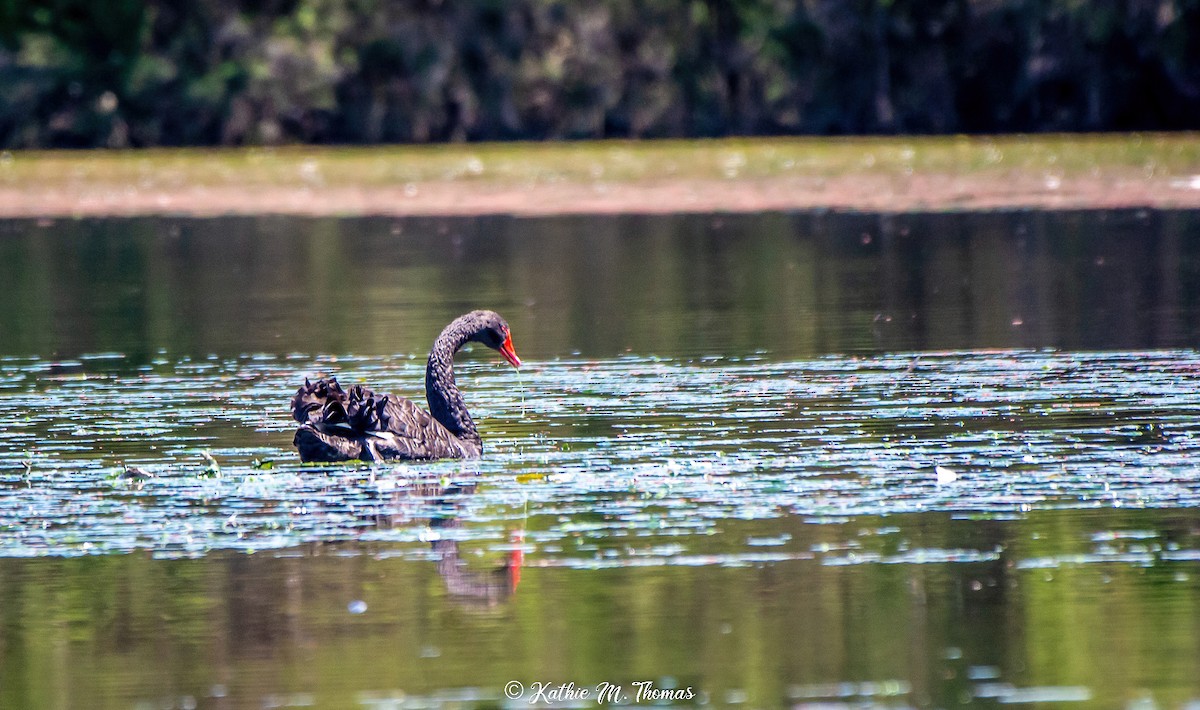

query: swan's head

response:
[467,310,522,369]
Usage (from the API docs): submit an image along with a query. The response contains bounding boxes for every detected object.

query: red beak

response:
[499,331,522,368]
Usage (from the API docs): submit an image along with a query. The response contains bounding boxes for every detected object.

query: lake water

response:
[2,211,1200,709]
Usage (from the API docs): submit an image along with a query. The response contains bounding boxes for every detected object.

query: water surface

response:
[2,211,1200,709]
[3,210,1199,360]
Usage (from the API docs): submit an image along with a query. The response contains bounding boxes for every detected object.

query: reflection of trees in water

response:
[4,211,1200,360]
[6,508,1200,706]
[811,210,1200,354]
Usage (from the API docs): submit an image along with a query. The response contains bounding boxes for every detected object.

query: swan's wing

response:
[365,394,479,460]
[374,394,439,437]
[294,425,363,463]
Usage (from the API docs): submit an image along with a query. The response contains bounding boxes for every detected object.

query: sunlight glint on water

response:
[2,349,1199,562]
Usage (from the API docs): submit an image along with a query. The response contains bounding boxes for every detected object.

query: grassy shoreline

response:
[2,134,1199,217]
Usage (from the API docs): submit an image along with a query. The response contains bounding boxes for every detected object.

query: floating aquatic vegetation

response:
[1,349,1199,564]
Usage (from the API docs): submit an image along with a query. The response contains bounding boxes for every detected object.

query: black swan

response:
[291,310,521,462]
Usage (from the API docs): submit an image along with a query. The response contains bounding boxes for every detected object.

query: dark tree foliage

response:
[1,0,1198,148]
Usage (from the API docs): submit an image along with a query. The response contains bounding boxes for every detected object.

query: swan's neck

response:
[426,322,480,443]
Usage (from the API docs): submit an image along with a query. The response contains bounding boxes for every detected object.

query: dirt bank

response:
[2,138,1198,217]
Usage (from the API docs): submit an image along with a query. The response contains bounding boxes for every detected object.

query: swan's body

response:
[291,310,520,462]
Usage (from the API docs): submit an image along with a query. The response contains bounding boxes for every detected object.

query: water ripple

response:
[3,349,1200,562]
